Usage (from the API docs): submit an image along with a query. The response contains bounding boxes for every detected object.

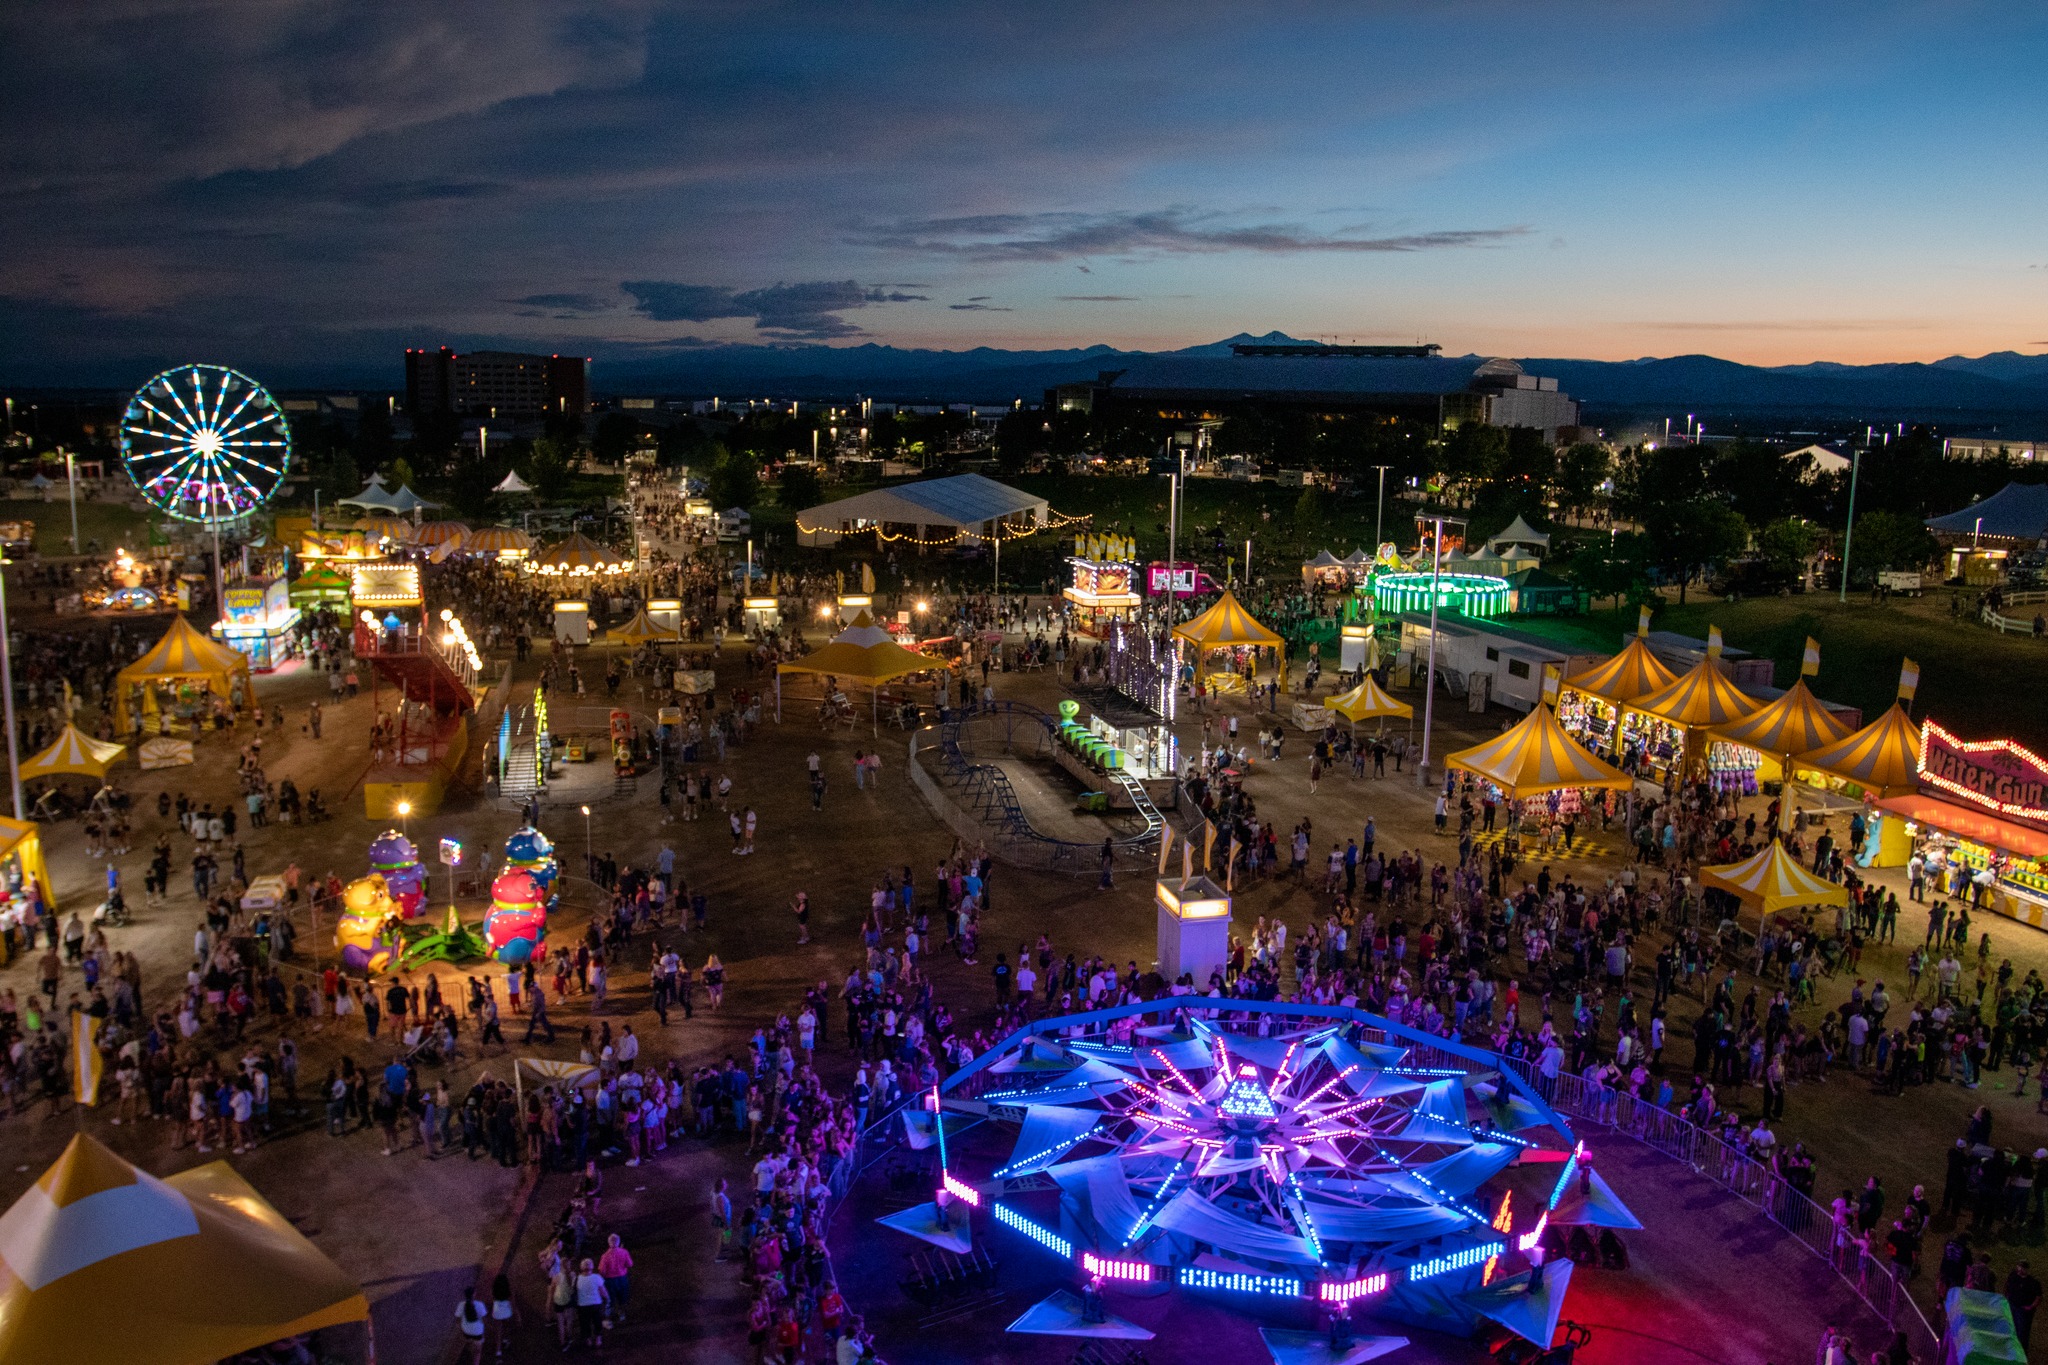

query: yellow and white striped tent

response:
[410,519,470,547]
[1445,703,1632,798]
[0,816,55,911]
[113,616,251,731]
[1632,658,1760,729]
[1561,635,1677,705]
[1708,678,1852,761]
[466,526,535,555]
[606,608,680,644]
[353,515,414,542]
[1793,702,1923,798]
[533,531,627,575]
[1170,589,1284,649]
[1323,674,1414,724]
[21,724,126,780]
[1700,839,1849,913]
[0,1135,369,1365]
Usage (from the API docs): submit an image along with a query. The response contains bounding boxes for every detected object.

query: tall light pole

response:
[1837,447,1863,604]
[580,804,593,880]
[1371,465,1392,549]
[64,449,79,554]
[0,549,19,818]
[1415,514,1445,788]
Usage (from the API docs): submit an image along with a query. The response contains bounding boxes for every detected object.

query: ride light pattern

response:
[940,1173,981,1207]
[1549,1141,1586,1209]
[1517,1212,1549,1253]
[1179,1267,1303,1296]
[1318,1273,1390,1304]
[993,1203,1072,1258]
[1082,1252,1154,1282]
[1408,1241,1505,1281]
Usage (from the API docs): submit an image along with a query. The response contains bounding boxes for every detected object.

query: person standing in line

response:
[597,1234,633,1325]
[572,1258,609,1348]
[743,806,758,853]
[792,892,811,946]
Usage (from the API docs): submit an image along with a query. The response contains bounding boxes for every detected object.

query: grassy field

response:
[1515,593,2044,743]
[0,497,151,555]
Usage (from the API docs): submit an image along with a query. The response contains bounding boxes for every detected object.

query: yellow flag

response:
[1898,658,1920,701]
[71,1008,101,1107]
[1203,822,1216,871]
[1157,828,1174,877]
[1181,837,1194,884]
[835,569,845,595]
[1075,535,1086,557]
[861,561,876,594]
[1541,663,1561,705]
[1706,625,1724,658]
[1227,838,1240,893]
[1802,637,1821,677]
[1636,605,1651,637]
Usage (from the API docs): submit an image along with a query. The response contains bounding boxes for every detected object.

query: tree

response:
[708,446,757,511]
[525,438,576,503]
[1847,509,1938,578]
[1754,517,1819,577]
[1568,531,1653,611]
[591,413,644,467]
[778,461,822,509]
[1555,442,1611,521]
[1645,498,1748,604]
[1293,486,1327,549]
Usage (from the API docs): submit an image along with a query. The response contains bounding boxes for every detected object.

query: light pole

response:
[395,799,412,843]
[1371,465,1392,549]
[64,449,79,555]
[580,804,593,881]
[0,549,18,818]
[1415,514,1445,788]
[1837,447,1863,603]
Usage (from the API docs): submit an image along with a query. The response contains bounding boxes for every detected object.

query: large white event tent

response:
[794,473,1048,548]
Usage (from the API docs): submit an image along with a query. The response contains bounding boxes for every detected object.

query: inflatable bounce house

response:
[503,826,559,910]
[483,870,549,965]
[369,830,428,918]
[335,874,401,973]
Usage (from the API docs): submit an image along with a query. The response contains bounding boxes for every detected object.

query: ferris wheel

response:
[119,363,292,526]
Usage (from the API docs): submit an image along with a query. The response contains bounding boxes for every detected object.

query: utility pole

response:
[1838,447,1863,603]
[64,449,79,554]
[0,549,18,818]
[1371,465,1392,548]
[1415,514,1445,788]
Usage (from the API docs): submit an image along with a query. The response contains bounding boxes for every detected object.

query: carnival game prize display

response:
[482,870,549,965]
[503,826,560,910]
[335,874,401,973]
[369,830,429,918]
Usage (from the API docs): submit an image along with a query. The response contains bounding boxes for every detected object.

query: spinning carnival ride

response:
[120,364,292,526]
[889,1001,1635,1359]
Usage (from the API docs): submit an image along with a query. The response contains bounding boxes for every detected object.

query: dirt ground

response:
[4,593,2045,1365]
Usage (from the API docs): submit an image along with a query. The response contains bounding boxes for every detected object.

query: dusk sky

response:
[6,1,2048,380]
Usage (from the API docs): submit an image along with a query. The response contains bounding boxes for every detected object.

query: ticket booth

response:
[1157,875,1232,988]
[553,600,590,645]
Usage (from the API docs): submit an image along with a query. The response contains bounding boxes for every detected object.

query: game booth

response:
[1557,613,1678,761]
[1065,534,1142,623]
[1706,643,1856,813]
[1786,680,1925,872]
[211,575,302,671]
[1171,589,1284,703]
[857,998,1628,1364]
[114,615,252,735]
[287,563,353,610]
[1875,720,2048,930]
[0,816,54,959]
[1444,691,1633,843]
[776,609,938,734]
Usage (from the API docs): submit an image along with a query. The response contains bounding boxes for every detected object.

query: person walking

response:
[524,988,556,1044]
[597,1233,634,1325]
[792,892,811,946]
[454,1286,487,1363]
[573,1257,610,1348]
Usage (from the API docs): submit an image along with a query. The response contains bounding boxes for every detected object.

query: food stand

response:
[1878,721,2048,929]
[212,575,302,671]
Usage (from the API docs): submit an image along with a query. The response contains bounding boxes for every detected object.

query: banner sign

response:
[1919,721,2048,828]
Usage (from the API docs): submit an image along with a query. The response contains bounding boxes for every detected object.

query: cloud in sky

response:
[621,279,929,339]
[851,209,1530,263]
[1056,295,1141,302]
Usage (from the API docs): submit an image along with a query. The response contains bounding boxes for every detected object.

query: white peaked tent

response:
[1485,515,1551,558]
[494,470,534,494]
[335,481,405,512]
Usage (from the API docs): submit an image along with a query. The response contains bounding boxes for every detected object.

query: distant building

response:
[1942,435,2044,463]
[1051,346,1580,440]
[404,347,588,418]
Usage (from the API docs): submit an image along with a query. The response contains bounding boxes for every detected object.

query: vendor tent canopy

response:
[0,816,55,911]
[1925,482,2048,544]
[287,564,351,605]
[1633,658,1761,729]
[1171,589,1284,649]
[465,526,534,554]
[1794,702,1923,798]
[1562,635,1677,705]
[383,484,439,514]
[1707,677,1853,758]
[0,1134,369,1365]
[606,608,680,644]
[21,725,125,780]
[114,616,252,730]
[1699,839,1849,913]
[1304,550,1345,569]
[493,469,534,494]
[777,610,934,687]
[794,472,1048,547]
[1484,514,1551,557]
[334,481,404,512]
[1444,704,1632,799]
[353,515,413,542]
[1324,674,1413,723]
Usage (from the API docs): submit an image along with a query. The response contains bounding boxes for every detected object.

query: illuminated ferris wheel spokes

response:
[119,363,291,526]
